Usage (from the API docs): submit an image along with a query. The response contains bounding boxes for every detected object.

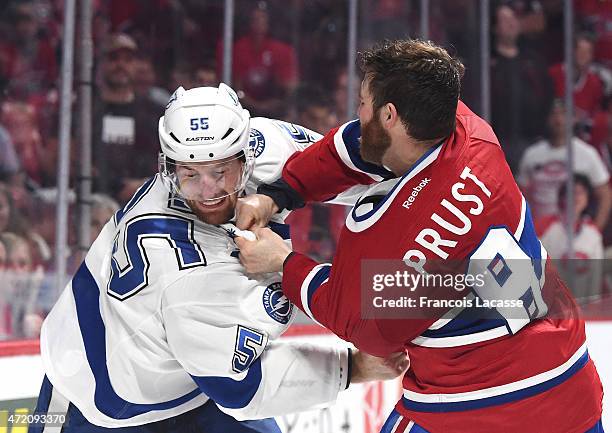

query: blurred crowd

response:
[0,0,610,340]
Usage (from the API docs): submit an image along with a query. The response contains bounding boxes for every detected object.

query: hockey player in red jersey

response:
[236,40,605,433]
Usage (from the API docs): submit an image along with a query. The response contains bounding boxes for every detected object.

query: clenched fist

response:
[235,194,279,231]
[235,227,293,274]
[350,350,410,384]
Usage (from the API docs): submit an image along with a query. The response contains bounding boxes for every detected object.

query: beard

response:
[187,193,237,225]
[105,67,132,88]
[360,114,391,165]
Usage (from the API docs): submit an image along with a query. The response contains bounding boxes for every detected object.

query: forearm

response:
[220,341,349,420]
[281,252,330,324]
[280,253,424,358]
[280,121,389,206]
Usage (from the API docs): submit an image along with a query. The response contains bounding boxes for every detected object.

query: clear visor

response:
[159,152,253,202]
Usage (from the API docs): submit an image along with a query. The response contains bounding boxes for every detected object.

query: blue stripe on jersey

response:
[518,202,543,278]
[115,176,157,224]
[167,194,194,214]
[420,305,507,338]
[351,141,443,223]
[268,222,291,240]
[307,266,331,309]
[402,350,589,412]
[586,420,604,433]
[190,358,262,409]
[341,120,394,179]
[410,422,431,432]
[379,410,402,433]
[72,263,201,419]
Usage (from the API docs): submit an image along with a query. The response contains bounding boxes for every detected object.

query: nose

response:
[196,173,224,200]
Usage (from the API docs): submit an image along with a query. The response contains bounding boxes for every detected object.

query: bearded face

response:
[359,108,392,166]
[186,191,239,226]
[174,157,244,225]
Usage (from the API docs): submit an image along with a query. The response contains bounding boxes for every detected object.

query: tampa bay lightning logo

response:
[262,282,293,324]
[249,128,266,158]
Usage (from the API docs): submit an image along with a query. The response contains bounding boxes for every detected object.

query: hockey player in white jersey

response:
[31,84,407,433]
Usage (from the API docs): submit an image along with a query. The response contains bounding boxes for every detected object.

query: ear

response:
[379,103,398,129]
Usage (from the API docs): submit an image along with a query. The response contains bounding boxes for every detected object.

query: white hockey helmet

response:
[158,84,254,202]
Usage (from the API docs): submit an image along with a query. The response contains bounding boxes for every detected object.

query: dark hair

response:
[558,173,595,217]
[574,32,596,49]
[358,39,465,141]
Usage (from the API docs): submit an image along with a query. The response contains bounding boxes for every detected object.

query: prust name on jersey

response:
[403,166,492,273]
[372,296,524,309]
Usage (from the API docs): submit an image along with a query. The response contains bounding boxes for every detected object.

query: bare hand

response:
[235,227,292,273]
[235,194,279,231]
[350,350,409,384]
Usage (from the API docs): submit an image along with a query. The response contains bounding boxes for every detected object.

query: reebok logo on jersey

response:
[263,282,293,324]
[402,178,431,210]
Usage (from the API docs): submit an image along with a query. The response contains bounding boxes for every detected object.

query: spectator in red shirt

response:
[220,2,298,118]
[590,95,612,164]
[549,33,606,126]
[0,1,58,100]
[575,0,612,70]
[0,101,51,188]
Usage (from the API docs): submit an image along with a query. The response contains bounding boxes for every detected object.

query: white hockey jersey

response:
[39,118,350,428]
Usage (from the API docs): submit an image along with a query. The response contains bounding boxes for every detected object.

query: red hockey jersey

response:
[280,102,603,433]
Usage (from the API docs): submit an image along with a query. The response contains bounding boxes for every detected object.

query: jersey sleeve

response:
[248,118,323,186]
[281,120,395,203]
[161,271,350,420]
[279,253,423,358]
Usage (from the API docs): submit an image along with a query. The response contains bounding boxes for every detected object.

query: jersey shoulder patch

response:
[262,282,293,324]
[249,127,266,158]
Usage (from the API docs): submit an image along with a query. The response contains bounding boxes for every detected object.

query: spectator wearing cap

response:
[93,33,161,203]
[518,100,612,230]
[218,2,298,118]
